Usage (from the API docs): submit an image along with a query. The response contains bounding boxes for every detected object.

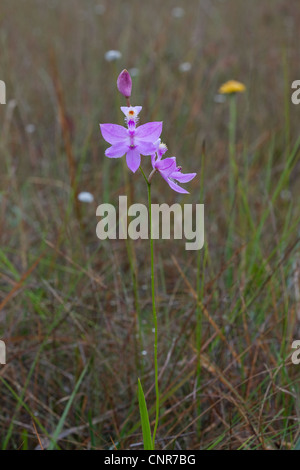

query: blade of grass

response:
[48,363,89,450]
[137,379,153,450]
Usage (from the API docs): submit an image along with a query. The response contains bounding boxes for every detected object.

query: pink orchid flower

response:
[100,107,162,173]
[151,140,196,194]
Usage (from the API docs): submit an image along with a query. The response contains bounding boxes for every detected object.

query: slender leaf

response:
[137,379,153,450]
[48,364,89,450]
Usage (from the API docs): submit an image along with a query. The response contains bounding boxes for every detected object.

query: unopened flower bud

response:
[117,69,132,98]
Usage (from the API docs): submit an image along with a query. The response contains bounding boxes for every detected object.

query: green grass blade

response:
[48,364,89,450]
[0,376,55,449]
[294,437,300,450]
[137,379,153,450]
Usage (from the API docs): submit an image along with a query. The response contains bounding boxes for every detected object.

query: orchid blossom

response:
[151,140,196,193]
[100,107,162,173]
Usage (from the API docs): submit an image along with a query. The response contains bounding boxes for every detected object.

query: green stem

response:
[195,146,205,436]
[229,93,237,202]
[147,181,159,448]
[226,94,238,288]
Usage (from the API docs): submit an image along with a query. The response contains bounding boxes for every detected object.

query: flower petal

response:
[126,148,141,173]
[105,142,128,158]
[135,122,163,142]
[171,171,197,183]
[100,123,128,145]
[167,178,189,194]
[120,106,142,117]
[137,141,156,155]
[155,157,176,175]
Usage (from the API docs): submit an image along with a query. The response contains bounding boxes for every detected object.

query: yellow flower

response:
[219,80,246,95]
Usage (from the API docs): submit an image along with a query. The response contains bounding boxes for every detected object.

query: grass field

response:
[0,0,300,450]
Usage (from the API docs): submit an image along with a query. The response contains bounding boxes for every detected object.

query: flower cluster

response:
[100,70,196,192]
